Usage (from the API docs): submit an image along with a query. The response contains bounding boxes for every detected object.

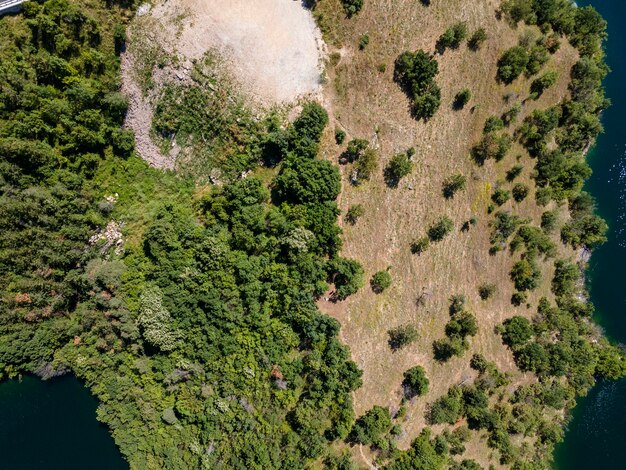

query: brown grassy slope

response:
[314,0,580,466]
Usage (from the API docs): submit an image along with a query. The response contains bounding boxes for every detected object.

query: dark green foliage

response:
[428,216,454,242]
[510,225,556,258]
[551,259,580,298]
[512,183,529,202]
[388,324,419,351]
[342,138,369,163]
[386,428,447,470]
[468,28,488,51]
[506,164,523,182]
[345,204,365,225]
[443,173,467,199]
[478,283,497,300]
[335,128,346,144]
[352,149,378,184]
[531,71,559,98]
[436,22,468,53]
[411,235,430,255]
[511,291,528,306]
[329,257,365,300]
[497,46,529,83]
[492,188,511,206]
[453,89,472,109]
[349,406,392,446]
[471,133,512,165]
[490,211,523,247]
[541,210,558,233]
[502,103,522,126]
[394,50,441,120]
[501,316,533,348]
[359,33,370,50]
[484,116,504,133]
[371,270,392,293]
[428,386,463,424]
[384,152,414,187]
[274,157,341,204]
[291,102,330,158]
[526,44,550,76]
[341,0,364,17]
[402,366,429,398]
[510,258,541,291]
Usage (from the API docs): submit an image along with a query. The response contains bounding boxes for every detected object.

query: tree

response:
[341,0,364,17]
[342,138,369,163]
[274,158,341,204]
[468,28,487,51]
[510,258,541,291]
[329,257,365,300]
[501,316,533,348]
[492,188,511,206]
[551,259,579,297]
[352,148,378,184]
[428,387,463,424]
[411,236,430,255]
[497,46,529,83]
[345,204,364,225]
[428,216,454,242]
[436,22,468,53]
[453,89,471,110]
[349,406,392,446]
[384,153,413,187]
[531,71,559,98]
[478,283,496,300]
[394,50,441,120]
[443,173,467,198]
[506,164,523,182]
[512,183,529,202]
[403,366,430,398]
[388,324,419,351]
[137,286,179,351]
[371,270,392,293]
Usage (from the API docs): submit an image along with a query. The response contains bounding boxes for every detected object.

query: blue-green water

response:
[554,0,626,467]
[0,375,127,470]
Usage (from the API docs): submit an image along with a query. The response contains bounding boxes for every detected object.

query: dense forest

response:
[1,0,625,469]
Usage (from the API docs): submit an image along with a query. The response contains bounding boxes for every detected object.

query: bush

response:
[345,204,364,225]
[484,116,504,133]
[352,148,378,184]
[341,0,364,17]
[329,257,365,300]
[531,71,559,97]
[497,46,529,83]
[510,258,541,291]
[468,28,487,50]
[428,387,463,424]
[335,128,346,144]
[541,210,558,233]
[428,216,454,242]
[453,89,472,109]
[388,324,419,351]
[411,236,430,255]
[478,283,496,300]
[506,164,523,182]
[394,50,441,120]
[384,152,413,187]
[443,173,467,199]
[371,270,392,293]
[342,138,369,163]
[492,188,511,206]
[551,259,579,297]
[501,316,533,348]
[433,337,466,362]
[403,366,430,398]
[511,291,527,306]
[471,133,512,165]
[436,22,468,53]
[512,183,529,202]
[349,406,392,446]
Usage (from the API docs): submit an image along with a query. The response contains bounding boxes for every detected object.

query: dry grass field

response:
[312,0,582,466]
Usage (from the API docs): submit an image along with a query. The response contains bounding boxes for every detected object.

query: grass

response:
[313,0,580,467]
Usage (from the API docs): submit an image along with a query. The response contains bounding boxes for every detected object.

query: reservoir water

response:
[0,375,127,469]
[554,0,626,467]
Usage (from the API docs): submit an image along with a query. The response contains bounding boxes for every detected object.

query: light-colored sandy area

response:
[122,0,325,168]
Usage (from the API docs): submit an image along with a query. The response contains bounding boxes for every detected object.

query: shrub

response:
[434,337,466,362]
[449,294,466,315]
[492,188,511,206]
[428,387,463,424]
[502,103,522,126]
[403,366,430,398]
[349,406,392,446]
[371,270,392,293]
[551,259,580,297]
[342,138,369,163]
[384,152,413,187]
[497,46,529,83]
[341,0,364,17]
[345,204,364,225]
[512,183,529,202]
[436,22,468,53]
[468,28,487,50]
[484,116,504,133]
[501,316,533,348]
[541,210,558,233]
[329,257,365,300]
[510,258,541,291]
[428,216,454,242]
[471,133,512,164]
[352,148,378,184]
[394,50,441,120]
[335,128,346,144]
[511,291,527,306]
[388,324,419,351]
[531,71,559,97]
[411,236,430,255]
[453,89,472,109]
[443,173,467,199]
[506,164,523,182]
[478,283,496,300]
[358,33,370,50]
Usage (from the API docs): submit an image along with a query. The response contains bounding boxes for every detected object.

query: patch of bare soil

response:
[121,0,326,169]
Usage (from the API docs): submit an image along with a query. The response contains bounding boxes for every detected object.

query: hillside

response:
[0,0,624,469]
